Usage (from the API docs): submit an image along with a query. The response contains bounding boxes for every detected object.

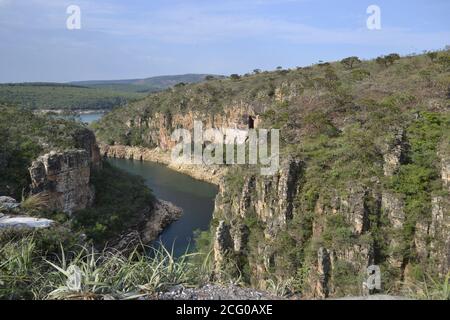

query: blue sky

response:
[0,0,449,82]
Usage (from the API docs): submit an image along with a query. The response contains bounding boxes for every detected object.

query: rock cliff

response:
[211,129,449,297]
[28,129,101,214]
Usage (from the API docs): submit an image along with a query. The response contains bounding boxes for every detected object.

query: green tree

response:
[340,56,361,69]
[385,53,401,65]
[427,51,438,62]
[376,56,388,67]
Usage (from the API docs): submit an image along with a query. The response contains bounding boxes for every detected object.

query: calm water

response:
[53,112,104,124]
[79,113,104,124]
[107,158,218,256]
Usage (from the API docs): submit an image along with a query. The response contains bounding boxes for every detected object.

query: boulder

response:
[0,215,54,229]
[0,196,20,210]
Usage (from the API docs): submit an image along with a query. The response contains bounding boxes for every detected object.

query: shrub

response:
[341,56,361,69]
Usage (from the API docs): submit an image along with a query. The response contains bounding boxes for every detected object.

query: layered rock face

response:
[122,105,260,152]
[213,158,304,285]
[28,129,101,214]
[29,150,94,214]
[99,105,260,185]
[212,137,449,298]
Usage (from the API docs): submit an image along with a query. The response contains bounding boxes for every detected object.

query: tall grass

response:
[0,237,210,300]
[0,236,44,299]
[403,273,450,300]
[21,193,49,214]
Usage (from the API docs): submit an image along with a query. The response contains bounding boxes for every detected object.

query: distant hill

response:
[0,74,222,111]
[71,74,224,93]
[0,83,145,111]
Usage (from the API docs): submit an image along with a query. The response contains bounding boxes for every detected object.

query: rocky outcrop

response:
[214,158,303,237]
[414,150,450,277]
[0,215,54,229]
[28,128,101,215]
[381,192,406,268]
[0,196,20,211]
[113,199,183,252]
[383,129,407,177]
[141,200,183,243]
[122,105,259,152]
[29,150,94,214]
[440,150,450,191]
[212,158,303,286]
[315,247,332,298]
[72,128,102,168]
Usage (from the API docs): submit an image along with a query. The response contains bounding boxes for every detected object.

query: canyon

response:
[93,51,450,297]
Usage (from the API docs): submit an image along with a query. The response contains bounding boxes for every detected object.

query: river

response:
[79,113,104,124]
[107,158,218,257]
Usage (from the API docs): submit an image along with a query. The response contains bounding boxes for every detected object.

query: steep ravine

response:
[25,128,182,247]
[96,107,449,298]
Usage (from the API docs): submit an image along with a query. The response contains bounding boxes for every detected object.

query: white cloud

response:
[1,0,448,49]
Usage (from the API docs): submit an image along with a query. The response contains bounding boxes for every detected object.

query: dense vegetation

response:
[0,83,145,111]
[72,162,155,244]
[94,50,450,148]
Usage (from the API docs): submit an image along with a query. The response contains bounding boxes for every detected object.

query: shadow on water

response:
[107,158,218,257]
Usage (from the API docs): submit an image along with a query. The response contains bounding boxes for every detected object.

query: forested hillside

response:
[0,83,145,111]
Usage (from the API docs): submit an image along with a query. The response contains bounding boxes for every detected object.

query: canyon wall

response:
[99,104,260,185]
[212,134,450,297]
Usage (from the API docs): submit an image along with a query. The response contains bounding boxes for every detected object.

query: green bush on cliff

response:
[388,112,450,265]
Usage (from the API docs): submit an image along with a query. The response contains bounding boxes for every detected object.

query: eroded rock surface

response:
[29,150,94,214]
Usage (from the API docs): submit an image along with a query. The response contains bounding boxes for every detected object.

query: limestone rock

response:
[383,129,406,177]
[0,215,54,229]
[0,196,20,210]
[381,192,406,268]
[29,150,94,214]
[141,199,182,243]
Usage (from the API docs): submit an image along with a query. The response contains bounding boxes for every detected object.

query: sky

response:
[0,0,449,83]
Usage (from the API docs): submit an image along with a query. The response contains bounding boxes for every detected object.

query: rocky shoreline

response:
[99,144,225,186]
[112,199,183,252]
